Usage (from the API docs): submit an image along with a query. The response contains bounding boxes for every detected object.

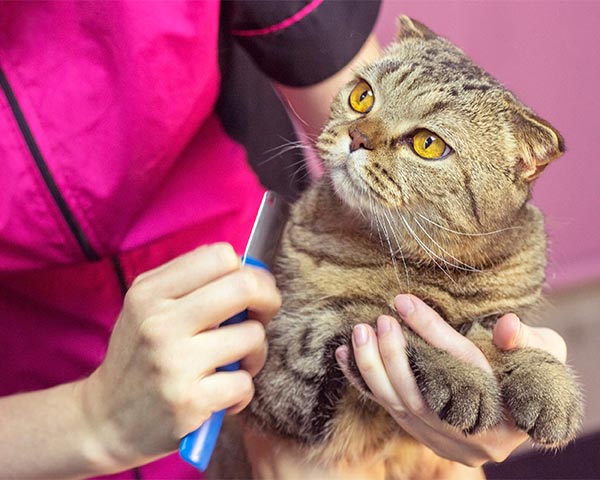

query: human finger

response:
[365,317,508,464]
[346,319,449,434]
[345,323,406,410]
[377,321,526,465]
[188,320,266,375]
[239,343,269,379]
[132,243,241,299]
[375,315,431,418]
[176,370,254,438]
[395,295,492,373]
[344,316,528,466]
[172,266,281,334]
[375,316,487,443]
[239,328,268,378]
[493,314,567,362]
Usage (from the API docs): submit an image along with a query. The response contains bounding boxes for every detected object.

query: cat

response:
[208,15,583,480]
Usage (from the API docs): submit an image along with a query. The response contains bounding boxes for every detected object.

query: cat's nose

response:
[349,126,373,152]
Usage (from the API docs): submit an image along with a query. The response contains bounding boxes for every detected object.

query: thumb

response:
[493,313,567,363]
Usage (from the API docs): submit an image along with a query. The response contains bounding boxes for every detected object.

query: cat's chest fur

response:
[275,179,547,331]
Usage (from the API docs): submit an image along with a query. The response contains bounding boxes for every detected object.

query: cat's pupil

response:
[360,90,369,102]
[424,136,434,149]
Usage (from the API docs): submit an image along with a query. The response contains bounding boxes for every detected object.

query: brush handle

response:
[179,257,267,471]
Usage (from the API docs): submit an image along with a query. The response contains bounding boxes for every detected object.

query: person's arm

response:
[0,381,114,478]
[0,243,281,478]
[224,0,382,149]
[275,34,382,141]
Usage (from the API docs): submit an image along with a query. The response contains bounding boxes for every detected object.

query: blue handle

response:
[179,256,268,471]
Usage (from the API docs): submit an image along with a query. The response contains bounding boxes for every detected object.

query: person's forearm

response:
[276,34,381,140]
[0,380,116,479]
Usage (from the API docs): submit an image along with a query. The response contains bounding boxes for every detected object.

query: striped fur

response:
[212,16,583,479]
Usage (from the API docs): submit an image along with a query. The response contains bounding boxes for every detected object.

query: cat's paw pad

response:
[407,343,502,434]
[502,357,583,448]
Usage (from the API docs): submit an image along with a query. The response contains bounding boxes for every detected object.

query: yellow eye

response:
[349,80,374,113]
[412,129,450,159]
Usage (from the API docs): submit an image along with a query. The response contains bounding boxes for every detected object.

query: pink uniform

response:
[0,1,380,477]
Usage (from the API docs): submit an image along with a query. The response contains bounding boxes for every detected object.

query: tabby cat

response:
[209,16,583,479]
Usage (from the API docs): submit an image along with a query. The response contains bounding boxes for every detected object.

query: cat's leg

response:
[243,307,395,478]
[403,326,503,434]
[466,322,583,448]
[246,308,350,444]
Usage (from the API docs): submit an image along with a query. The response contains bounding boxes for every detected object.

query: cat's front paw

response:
[501,349,583,448]
[407,337,502,434]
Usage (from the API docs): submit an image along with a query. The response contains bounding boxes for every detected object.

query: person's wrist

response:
[74,373,131,476]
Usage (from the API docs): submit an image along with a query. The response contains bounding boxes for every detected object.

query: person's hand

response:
[336,294,568,468]
[78,243,281,471]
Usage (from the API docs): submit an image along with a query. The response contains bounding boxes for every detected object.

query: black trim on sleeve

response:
[216,30,311,202]
[223,0,382,87]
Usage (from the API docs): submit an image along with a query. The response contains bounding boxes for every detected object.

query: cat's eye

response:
[412,129,451,160]
[349,80,374,114]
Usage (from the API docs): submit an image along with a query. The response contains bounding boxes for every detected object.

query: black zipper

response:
[0,65,100,261]
[110,255,129,295]
[1,66,143,479]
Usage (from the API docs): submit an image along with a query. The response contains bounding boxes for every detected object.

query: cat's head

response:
[317,16,564,260]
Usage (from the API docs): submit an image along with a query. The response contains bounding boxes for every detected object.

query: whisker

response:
[283,97,311,128]
[287,162,313,186]
[369,193,387,252]
[416,212,522,237]
[368,193,398,276]
[259,144,311,166]
[381,208,410,290]
[296,131,320,145]
[400,215,457,284]
[378,209,403,289]
[412,216,481,272]
[263,139,304,154]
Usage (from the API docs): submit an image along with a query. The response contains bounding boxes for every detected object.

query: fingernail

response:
[377,315,393,336]
[353,324,369,347]
[395,295,414,317]
[335,345,349,363]
[512,315,524,349]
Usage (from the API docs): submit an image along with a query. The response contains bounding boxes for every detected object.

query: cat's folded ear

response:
[513,107,565,182]
[396,15,438,41]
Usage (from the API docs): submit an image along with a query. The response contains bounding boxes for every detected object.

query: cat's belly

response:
[245,218,545,466]
[245,235,419,453]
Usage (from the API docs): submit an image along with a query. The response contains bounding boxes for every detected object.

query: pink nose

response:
[349,126,373,152]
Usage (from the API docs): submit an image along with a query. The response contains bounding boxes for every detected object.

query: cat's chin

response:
[329,165,403,221]
[329,166,374,215]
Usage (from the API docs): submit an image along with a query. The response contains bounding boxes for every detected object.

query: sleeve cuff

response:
[226,0,382,87]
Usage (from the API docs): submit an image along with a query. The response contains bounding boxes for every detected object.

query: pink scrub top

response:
[0,1,380,477]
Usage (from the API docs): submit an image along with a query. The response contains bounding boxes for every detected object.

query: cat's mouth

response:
[330,159,394,215]
[336,161,365,191]
[321,135,405,214]
[329,162,367,210]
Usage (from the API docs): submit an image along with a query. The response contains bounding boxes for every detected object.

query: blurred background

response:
[373,1,599,477]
